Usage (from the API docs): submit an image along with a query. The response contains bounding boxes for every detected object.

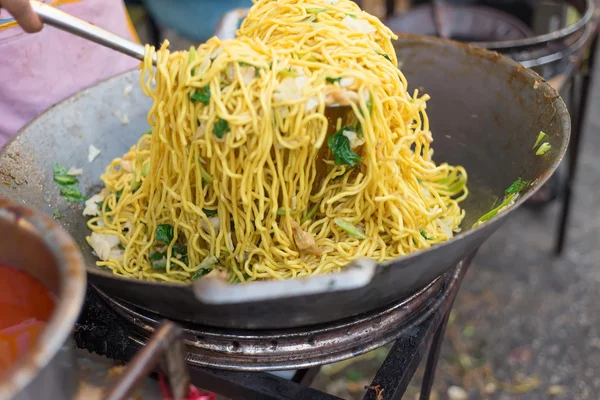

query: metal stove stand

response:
[75,254,474,400]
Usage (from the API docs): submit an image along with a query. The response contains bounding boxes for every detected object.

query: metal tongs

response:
[29,0,156,64]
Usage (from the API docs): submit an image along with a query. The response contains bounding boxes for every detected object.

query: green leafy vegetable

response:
[53,163,85,202]
[474,178,529,226]
[191,85,210,104]
[301,203,319,223]
[213,118,230,139]
[326,77,342,84]
[141,163,150,178]
[203,208,218,216]
[306,7,328,13]
[355,122,363,138]
[172,242,188,264]
[150,251,166,269]
[52,210,61,219]
[144,129,152,136]
[375,50,392,62]
[278,68,298,78]
[334,218,368,239]
[347,13,357,18]
[536,142,551,156]
[155,224,174,244]
[118,244,125,250]
[188,46,197,75]
[192,268,212,279]
[54,174,78,185]
[199,164,213,184]
[420,230,434,240]
[533,131,547,149]
[115,190,123,202]
[277,208,297,216]
[327,127,362,167]
[505,177,528,195]
[192,256,219,280]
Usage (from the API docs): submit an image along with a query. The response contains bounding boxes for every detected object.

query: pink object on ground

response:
[0,0,140,145]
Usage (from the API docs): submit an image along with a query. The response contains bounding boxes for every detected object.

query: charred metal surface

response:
[96,267,448,371]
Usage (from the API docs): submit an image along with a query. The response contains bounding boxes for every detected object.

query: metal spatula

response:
[29,0,154,64]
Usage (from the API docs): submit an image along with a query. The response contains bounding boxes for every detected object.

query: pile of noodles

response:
[85,0,468,283]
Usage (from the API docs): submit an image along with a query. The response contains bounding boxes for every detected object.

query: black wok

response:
[0,35,569,329]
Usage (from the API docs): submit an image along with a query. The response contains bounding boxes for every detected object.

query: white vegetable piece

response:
[87,232,120,261]
[83,194,105,217]
[342,15,376,34]
[88,145,101,163]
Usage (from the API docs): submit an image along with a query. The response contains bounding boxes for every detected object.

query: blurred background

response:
[118,0,600,398]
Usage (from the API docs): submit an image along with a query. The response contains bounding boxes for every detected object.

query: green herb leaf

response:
[536,142,551,156]
[118,244,125,250]
[327,126,362,167]
[420,230,435,240]
[213,119,230,139]
[307,7,328,13]
[150,251,167,269]
[533,131,547,149]
[326,77,342,84]
[191,85,211,105]
[115,190,123,202]
[334,218,368,239]
[144,129,152,136]
[155,224,174,244]
[347,13,357,18]
[203,208,218,216]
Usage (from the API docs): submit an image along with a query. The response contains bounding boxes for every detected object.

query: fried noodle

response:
[85,0,468,283]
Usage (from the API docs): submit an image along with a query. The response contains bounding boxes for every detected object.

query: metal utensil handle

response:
[29,0,151,64]
[104,321,190,400]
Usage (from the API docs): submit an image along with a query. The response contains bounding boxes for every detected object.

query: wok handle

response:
[104,321,190,400]
[29,0,154,65]
[192,257,377,304]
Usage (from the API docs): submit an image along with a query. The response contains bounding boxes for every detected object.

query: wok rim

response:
[3,33,571,292]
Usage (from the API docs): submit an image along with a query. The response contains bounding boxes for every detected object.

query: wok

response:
[0,35,569,329]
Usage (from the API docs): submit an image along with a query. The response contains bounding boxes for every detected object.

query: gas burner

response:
[95,267,454,371]
[76,256,475,399]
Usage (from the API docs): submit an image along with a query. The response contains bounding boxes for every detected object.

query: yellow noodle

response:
[85,0,468,283]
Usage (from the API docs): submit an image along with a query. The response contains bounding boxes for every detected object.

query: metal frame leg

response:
[419,309,451,400]
[555,31,599,255]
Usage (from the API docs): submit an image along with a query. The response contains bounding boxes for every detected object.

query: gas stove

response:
[74,253,475,400]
